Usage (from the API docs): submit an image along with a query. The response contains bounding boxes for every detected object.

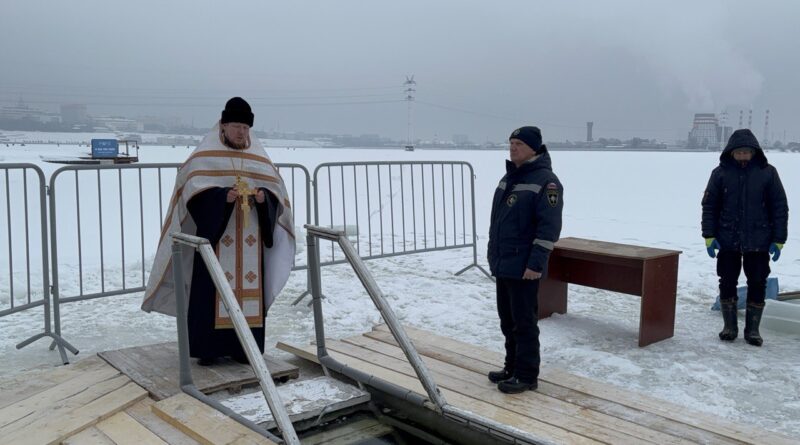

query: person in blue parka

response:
[486,126,563,393]
[702,128,788,346]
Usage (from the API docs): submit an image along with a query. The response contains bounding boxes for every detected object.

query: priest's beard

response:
[221,131,249,150]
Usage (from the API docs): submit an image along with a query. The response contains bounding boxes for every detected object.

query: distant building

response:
[138,115,182,131]
[452,134,470,145]
[586,122,594,142]
[687,113,721,150]
[93,116,144,132]
[0,99,58,123]
[156,135,199,146]
[60,104,89,126]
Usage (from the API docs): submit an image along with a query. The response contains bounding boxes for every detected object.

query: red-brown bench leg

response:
[638,255,679,346]
[538,277,568,319]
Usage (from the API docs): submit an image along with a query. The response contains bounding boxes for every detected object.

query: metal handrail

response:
[305,224,556,445]
[305,224,446,411]
[170,232,300,445]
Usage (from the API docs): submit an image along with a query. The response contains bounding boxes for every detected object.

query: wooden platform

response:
[0,354,282,444]
[279,324,797,445]
[98,342,299,400]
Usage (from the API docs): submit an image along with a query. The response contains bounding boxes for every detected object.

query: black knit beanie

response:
[221,97,254,127]
[510,126,543,153]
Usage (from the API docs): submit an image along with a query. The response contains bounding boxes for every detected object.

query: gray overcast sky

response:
[1,0,798,143]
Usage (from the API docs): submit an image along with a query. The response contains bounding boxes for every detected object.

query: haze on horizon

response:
[1,0,798,144]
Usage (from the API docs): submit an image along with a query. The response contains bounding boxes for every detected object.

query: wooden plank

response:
[359,331,736,444]
[0,356,109,410]
[301,418,393,445]
[278,341,601,445]
[63,426,116,445]
[98,342,298,400]
[374,324,797,445]
[0,368,127,433]
[332,336,688,445]
[152,393,276,445]
[96,411,168,445]
[2,382,147,445]
[125,399,201,445]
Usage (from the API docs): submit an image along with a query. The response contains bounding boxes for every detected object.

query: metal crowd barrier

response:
[3,159,486,362]
[45,162,309,361]
[47,163,181,360]
[297,161,489,306]
[1,163,76,363]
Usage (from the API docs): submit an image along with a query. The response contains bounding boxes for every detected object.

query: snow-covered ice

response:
[1,140,798,438]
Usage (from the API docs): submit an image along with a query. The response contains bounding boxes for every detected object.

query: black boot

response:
[487,369,513,383]
[744,304,764,347]
[497,377,537,394]
[718,300,738,341]
[197,357,218,366]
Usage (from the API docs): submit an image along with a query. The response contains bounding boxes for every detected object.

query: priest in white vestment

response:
[142,97,295,365]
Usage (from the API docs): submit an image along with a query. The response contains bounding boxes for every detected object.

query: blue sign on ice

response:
[91,139,119,158]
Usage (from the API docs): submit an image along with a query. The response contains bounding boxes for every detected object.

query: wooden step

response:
[98,342,298,400]
[63,398,203,445]
[152,393,277,445]
[94,411,169,445]
[63,427,117,444]
[124,398,200,445]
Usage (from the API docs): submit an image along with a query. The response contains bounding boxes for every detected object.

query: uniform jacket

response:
[701,131,788,252]
[488,150,564,278]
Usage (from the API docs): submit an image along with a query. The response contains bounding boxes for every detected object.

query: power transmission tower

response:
[404,75,416,149]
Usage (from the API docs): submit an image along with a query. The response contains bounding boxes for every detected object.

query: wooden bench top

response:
[555,237,682,261]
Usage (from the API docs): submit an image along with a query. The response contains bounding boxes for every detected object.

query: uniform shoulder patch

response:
[506,194,518,207]
[546,186,559,207]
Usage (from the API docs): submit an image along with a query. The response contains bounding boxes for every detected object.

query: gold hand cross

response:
[234,175,256,228]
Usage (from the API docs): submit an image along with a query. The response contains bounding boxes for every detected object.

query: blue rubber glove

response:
[705,238,720,258]
[769,243,784,262]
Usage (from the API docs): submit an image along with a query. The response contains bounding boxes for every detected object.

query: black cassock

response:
[186,187,279,361]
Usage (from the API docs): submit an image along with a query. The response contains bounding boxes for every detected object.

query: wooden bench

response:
[539,237,681,347]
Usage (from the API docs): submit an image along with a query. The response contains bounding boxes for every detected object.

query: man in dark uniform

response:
[487,126,563,393]
[702,128,788,346]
